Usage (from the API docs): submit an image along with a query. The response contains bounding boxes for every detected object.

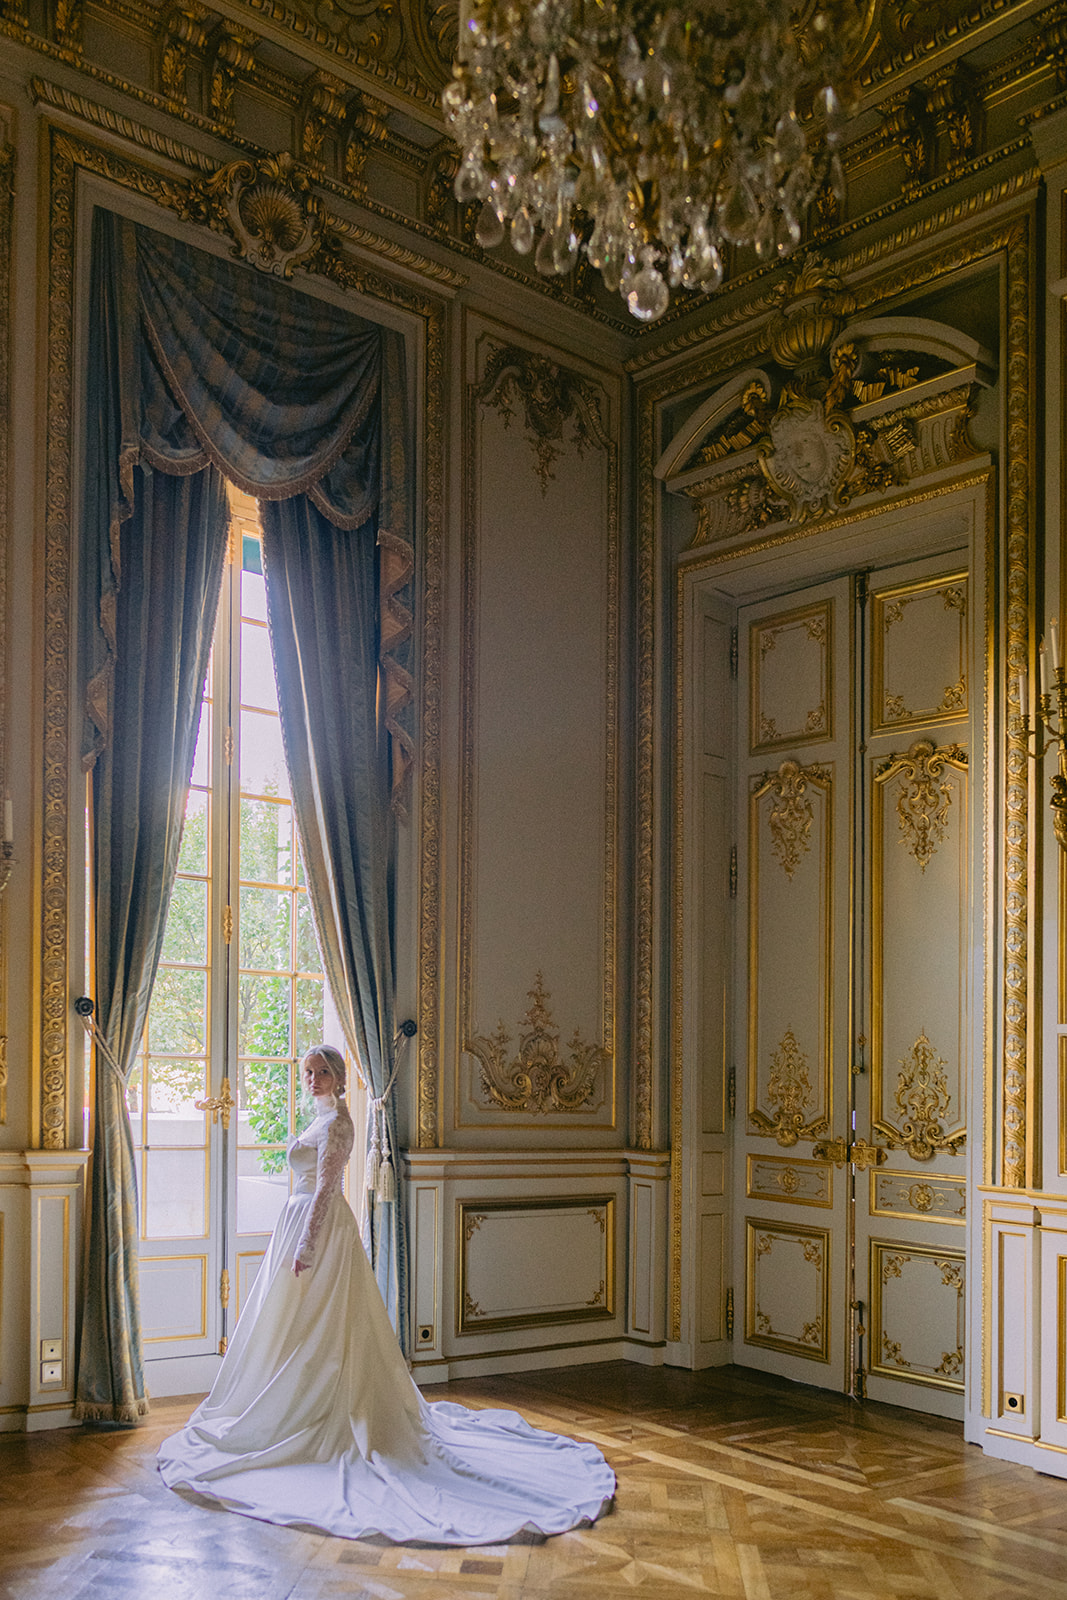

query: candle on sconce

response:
[1052,617,1062,674]
[1018,667,1028,720]
[1041,639,1050,693]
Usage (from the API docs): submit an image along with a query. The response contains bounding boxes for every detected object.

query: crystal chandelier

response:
[443,1,857,322]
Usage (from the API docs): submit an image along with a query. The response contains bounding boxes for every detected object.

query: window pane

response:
[240,798,293,886]
[147,968,207,1054]
[189,697,210,788]
[145,1149,207,1237]
[294,977,324,1060]
[240,885,292,971]
[237,1155,289,1235]
[161,878,208,965]
[240,709,290,799]
[238,1057,291,1151]
[242,562,267,621]
[295,895,319,972]
[238,973,290,1057]
[177,789,209,876]
[146,1057,207,1130]
[127,1064,143,1146]
[241,620,278,713]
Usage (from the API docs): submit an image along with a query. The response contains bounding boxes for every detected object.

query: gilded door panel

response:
[868,1241,965,1392]
[745,1218,831,1362]
[735,577,851,1394]
[748,762,832,1147]
[857,554,970,1419]
[749,601,833,753]
[872,745,968,1159]
[871,572,967,732]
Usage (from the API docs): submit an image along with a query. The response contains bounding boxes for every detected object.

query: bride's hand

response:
[293,1258,309,1276]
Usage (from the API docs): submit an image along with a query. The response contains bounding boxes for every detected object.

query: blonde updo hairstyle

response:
[300,1044,347,1103]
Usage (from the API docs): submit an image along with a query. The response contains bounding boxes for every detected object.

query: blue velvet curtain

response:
[76,211,229,1422]
[77,210,414,1420]
[261,496,407,1340]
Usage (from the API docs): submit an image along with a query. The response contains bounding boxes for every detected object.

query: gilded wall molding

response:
[459,332,620,1135]
[1000,217,1034,1190]
[43,123,446,1151]
[0,128,10,1125]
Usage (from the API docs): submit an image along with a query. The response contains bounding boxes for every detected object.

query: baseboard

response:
[410,1338,666,1386]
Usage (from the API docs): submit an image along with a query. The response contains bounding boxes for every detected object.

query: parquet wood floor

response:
[2,1362,1066,1599]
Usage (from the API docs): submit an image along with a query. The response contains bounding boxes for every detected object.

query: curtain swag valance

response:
[82,211,414,806]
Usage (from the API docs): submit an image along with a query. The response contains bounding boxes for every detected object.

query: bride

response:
[157,1046,615,1544]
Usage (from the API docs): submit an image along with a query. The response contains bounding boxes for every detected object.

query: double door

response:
[734,551,972,1416]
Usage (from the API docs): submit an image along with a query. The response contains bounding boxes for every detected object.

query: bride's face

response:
[304,1056,335,1099]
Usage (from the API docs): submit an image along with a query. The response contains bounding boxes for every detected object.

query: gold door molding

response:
[0,121,10,1126]
[40,123,446,1149]
[749,600,833,754]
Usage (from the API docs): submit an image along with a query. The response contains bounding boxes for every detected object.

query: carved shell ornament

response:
[200,153,324,277]
[466,972,609,1113]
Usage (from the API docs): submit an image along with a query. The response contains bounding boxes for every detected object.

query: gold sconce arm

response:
[1016,626,1067,851]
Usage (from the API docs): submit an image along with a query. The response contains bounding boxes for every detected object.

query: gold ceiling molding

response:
[30,77,466,292]
[465,973,610,1115]
[41,123,446,1150]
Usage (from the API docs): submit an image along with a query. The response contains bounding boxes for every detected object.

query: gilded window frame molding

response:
[660,196,1034,1340]
[41,121,445,1150]
[0,123,11,1126]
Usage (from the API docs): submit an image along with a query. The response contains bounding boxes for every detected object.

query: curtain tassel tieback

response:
[367,1020,415,1203]
[75,996,129,1089]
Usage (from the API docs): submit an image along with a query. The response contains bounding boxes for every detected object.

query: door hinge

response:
[729,625,739,680]
[725,1286,734,1341]
[729,845,738,898]
[222,903,233,944]
[220,1268,230,1310]
[856,570,868,610]
[727,1065,736,1120]
[224,726,235,765]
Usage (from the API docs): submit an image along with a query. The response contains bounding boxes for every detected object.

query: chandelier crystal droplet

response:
[444,0,859,322]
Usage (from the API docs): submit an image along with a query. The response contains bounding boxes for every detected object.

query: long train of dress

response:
[157,1107,615,1544]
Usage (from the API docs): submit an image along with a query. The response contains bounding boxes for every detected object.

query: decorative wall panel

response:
[749,601,833,754]
[459,328,620,1131]
[745,1218,830,1362]
[457,1197,615,1335]
[869,1241,965,1391]
[748,763,832,1147]
[747,1155,833,1208]
[139,1255,208,1342]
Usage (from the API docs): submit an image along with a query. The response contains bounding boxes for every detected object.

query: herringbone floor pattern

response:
[2,1362,1065,1599]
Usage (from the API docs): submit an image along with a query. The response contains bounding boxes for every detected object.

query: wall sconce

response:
[1016,617,1067,850]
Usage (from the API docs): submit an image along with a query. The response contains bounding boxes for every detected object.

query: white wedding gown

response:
[157,1102,615,1543]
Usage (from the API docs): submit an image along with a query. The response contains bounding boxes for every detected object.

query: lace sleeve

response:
[293,1106,355,1270]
